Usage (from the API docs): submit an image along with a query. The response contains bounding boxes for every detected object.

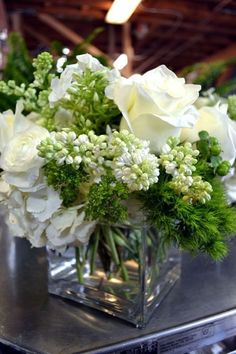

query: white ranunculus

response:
[181,104,236,164]
[46,207,96,250]
[106,65,201,153]
[0,100,34,153]
[0,125,49,172]
[49,54,107,104]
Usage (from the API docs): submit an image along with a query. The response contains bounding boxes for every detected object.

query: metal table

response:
[1,220,236,354]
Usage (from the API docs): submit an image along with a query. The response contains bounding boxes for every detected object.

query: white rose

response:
[181,104,236,164]
[106,65,200,153]
[0,125,49,172]
[46,207,96,250]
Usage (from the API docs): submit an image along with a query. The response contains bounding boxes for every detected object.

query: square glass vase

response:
[47,223,181,328]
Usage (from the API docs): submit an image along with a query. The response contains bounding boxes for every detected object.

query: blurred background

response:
[1,0,236,96]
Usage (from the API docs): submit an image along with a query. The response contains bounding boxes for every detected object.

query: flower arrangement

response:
[0,52,236,263]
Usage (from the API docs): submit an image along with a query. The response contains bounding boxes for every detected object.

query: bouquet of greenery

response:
[0,52,236,262]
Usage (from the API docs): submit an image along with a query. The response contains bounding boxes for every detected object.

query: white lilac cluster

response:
[38,130,108,183]
[169,175,213,204]
[159,137,212,203]
[38,129,159,192]
[108,130,160,191]
[159,137,199,176]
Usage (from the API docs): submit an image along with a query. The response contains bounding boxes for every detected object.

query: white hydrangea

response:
[26,184,62,222]
[46,207,96,251]
[4,190,48,247]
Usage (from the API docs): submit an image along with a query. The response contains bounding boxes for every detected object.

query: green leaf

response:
[210,156,222,170]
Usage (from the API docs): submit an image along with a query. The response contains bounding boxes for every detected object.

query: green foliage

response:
[0,92,17,111]
[86,175,129,223]
[216,78,236,96]
[44,161,87,207]
[3,32,34,85]
[181,57,236,93]
[139,172,236,260]
[0,32,34,112]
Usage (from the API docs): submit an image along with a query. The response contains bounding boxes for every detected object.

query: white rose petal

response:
[224,173,236,203]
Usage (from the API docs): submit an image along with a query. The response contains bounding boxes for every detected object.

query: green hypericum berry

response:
[198,130,209,140]
[196,140,209,156]
[209,137,219,146]
[210,145,221,156]
[216,161,231,176]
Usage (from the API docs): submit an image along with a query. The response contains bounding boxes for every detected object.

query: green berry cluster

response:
[196,130,231,177]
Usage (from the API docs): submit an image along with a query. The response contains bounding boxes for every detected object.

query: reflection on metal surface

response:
[7,240,16,273]
[1,217,236,353]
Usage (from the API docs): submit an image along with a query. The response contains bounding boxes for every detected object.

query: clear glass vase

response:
[47,223,181,328]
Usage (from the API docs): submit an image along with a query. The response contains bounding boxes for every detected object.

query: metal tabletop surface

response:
[1,220,236,354]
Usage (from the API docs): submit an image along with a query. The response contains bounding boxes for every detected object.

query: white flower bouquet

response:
[1,52,236,326]
[0,52,236,261]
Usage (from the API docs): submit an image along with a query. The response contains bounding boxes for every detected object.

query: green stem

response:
[75,247,84,284]
[103,225,120,266]
[119,257,129,281]
[103,225,129,281]
[90,227,100,275]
